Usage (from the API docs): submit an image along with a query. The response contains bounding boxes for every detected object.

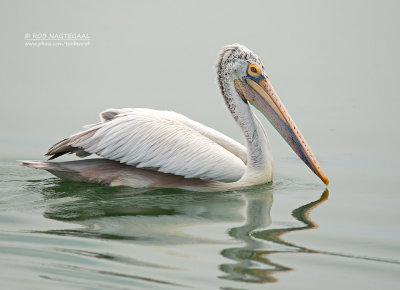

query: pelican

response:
[20,44,329,191]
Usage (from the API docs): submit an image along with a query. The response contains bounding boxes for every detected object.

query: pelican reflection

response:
[220,190,329,283]
[35,180,328,285]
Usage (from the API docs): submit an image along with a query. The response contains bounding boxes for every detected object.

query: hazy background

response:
[1,1,400,288]
[0,0,399,185]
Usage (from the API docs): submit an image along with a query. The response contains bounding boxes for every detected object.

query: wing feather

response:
[46,109,246,182]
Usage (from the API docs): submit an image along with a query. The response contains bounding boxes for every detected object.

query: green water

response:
[1,157,399,289]
[1,0,400,288]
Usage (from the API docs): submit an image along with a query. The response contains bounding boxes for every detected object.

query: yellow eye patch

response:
[248,64,262,77]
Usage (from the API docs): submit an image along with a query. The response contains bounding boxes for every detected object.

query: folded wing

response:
[46,108,246,183]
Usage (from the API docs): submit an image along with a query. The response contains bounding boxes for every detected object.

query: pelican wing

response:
[46,108,246,182]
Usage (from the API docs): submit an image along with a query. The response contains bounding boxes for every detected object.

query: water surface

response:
[1,1,399,289]
[1,158,399,289]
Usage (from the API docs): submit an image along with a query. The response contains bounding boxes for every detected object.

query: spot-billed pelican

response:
[20,44,329,191]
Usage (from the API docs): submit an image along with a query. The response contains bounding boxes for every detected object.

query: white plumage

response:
[20,44,329,190]
[56,108,247,183]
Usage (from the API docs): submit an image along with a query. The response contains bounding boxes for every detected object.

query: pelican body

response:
[21,44,329,191]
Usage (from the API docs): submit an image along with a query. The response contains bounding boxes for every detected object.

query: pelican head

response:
[217,44,329,185]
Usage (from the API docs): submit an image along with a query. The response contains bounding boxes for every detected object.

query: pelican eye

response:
[248,64,261,78]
